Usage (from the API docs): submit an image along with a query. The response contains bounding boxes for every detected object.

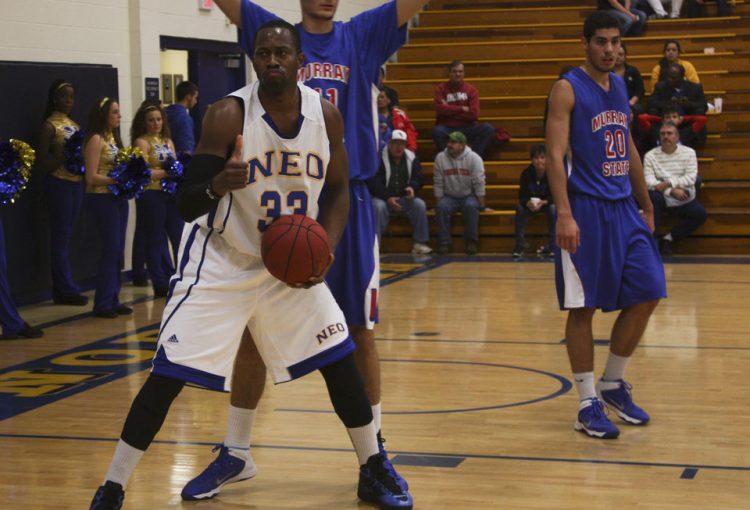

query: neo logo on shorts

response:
[316,322,346,344]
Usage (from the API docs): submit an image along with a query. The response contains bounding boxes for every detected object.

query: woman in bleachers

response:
[83,97,131,318]
[650,39,700,91]
[130,102,183,298]
[36,79,88,306]
[377,89,418,152]
[614,43,645,117]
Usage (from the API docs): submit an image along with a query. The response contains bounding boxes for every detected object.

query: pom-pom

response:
[63,129,86,175]
[108,146,151,200]
[0,139,35,205]
[160,154,185,195]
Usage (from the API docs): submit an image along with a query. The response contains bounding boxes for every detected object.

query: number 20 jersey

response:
[563,67,633,201]
[197,81,329,257]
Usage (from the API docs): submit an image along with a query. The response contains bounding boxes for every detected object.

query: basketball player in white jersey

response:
[89,21,412,510]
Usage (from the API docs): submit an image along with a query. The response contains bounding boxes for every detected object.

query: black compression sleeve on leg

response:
[319,353,373,428]
[120,374,185,450]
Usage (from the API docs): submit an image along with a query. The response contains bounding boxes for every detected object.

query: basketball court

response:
[1,255,749,509]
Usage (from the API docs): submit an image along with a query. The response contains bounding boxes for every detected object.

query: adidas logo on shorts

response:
[167,334,179,343]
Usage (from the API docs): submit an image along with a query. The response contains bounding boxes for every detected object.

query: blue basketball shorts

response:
[555,194,667,312]
[325,180,379,329]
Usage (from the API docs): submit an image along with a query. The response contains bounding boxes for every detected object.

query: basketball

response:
[261,214,331,285]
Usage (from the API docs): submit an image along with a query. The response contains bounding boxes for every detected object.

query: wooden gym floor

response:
[1,255,749,509]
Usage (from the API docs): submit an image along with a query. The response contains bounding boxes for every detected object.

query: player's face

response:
[107,102,121,130]
[584,28,620,73]
[449,64,465,85]
[145,110,163,135]
[300,0,338,21]
[54,86,75,115]
[664,43,680,62]
[532,152,546,172]
[659,125,679,152]
[252,29,303,91]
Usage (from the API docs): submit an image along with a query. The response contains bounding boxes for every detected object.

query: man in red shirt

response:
[433,60,495,158]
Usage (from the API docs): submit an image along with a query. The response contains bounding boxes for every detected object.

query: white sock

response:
[371,402,382,435]
[347,421,379,466]
[573,372,597,401]
[663,233,673,241]
[104,440,145,488]
[602,352,630,382]
[225,405,255,458]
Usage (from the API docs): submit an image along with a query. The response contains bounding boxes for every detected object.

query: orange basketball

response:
[261,214,331,285]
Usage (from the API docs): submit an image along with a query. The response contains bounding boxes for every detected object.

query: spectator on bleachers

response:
[432,60,495,159]
[513,144,555,260]
[644,122,707,256]
[650,39,700,91]
[597,0,647,37]
[641,0,683,18]
[377,89,418,151]
[639,105,708,150]
[614,43,645,117]
[379,66,400,107]
[367,130,432,255]
[686,0,731,17]
[648,63,707,118]
[433,131,486,255]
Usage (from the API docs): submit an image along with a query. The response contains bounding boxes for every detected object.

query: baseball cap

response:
[391,129,407,142]
[448,131,467,144]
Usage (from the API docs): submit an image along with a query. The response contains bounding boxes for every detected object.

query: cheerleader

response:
[36,79,88,306]
[83,97,132,318]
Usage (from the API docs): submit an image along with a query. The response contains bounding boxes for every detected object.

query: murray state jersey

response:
[238,0,406,181]
[564,67,632,200]
[196,82,329,256]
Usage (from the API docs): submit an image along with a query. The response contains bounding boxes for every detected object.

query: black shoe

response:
[90,481,124,510]
[465,241,478,255]
[2,322,44,340]
[153,287,169,298]
[132,277,149,287]
[116,305,133,315]
[94,309,119,319]
[537,245,554,258]
[512,246,523,260]
[659,238,674,257]
[53,294,89,306]
[437,244,451,255]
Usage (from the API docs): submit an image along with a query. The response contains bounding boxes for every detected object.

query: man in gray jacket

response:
[434,131,487,255]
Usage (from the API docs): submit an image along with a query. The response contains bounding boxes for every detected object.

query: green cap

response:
[448,131,467,144]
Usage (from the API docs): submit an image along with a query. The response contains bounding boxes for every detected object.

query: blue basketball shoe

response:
[574,397,620,439]
[358,452,413,509]
[181,445,257,500]
[597,379,651,425]
[89,481,124,510]
[378,433,408,491]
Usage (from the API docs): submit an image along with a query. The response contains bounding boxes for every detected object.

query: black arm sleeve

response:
[176,154,226,222]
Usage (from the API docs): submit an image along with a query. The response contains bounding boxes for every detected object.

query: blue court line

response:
[1,432,748,474]
[380,254,750,265]
[376,336,750,352]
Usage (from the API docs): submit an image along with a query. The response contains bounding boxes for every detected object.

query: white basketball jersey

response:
[197,81,330,256]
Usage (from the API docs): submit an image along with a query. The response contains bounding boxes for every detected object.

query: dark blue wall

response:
[0,61,118,305]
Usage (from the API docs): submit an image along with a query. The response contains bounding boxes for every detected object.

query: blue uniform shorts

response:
[555,194,667,312]
[325,180,379,328]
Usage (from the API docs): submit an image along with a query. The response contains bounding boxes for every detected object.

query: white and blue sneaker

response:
[378,433,408,491]
[358,452,413,510]
[597,379,651,425]
[181,445,257,501]
[574,397,620,439]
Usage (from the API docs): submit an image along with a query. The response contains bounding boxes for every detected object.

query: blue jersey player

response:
[179,0,430,504]
[546,11,666,440]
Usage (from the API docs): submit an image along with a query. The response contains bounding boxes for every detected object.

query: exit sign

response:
[199,0,213,10]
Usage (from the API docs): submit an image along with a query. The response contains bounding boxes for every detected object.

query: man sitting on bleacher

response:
[432,60,495,159]
[644,122,707,256]
[367,130,432,255]
[434,131,487,255]
[513,143,556,260]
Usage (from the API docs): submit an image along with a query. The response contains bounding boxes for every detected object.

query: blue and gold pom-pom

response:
[160,154,185,195]
[0,139,35,205]
[63,129,86,175]
[108,146,151,200]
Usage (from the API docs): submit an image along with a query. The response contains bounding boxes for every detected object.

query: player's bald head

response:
[254,20,301,53]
